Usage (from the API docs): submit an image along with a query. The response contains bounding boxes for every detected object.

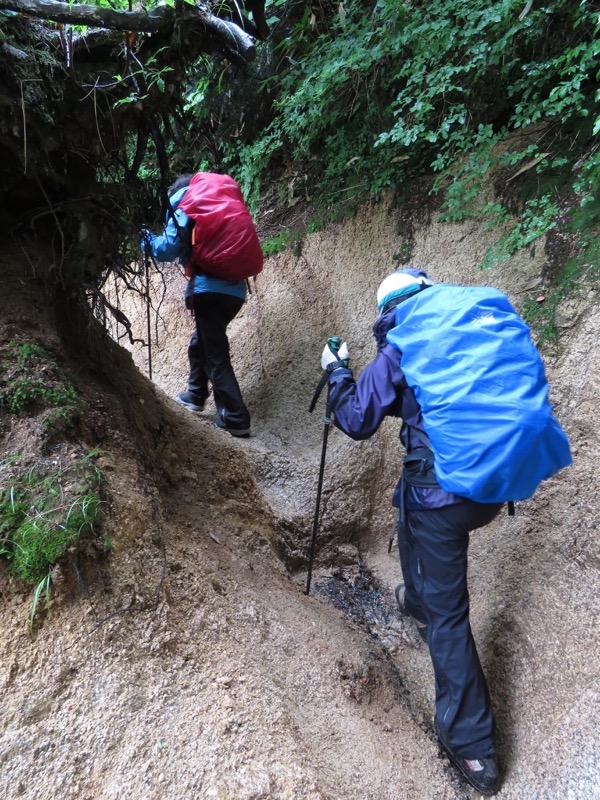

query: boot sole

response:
[435,724,500,796]
[213,422,251,438]
[176,399,205,414]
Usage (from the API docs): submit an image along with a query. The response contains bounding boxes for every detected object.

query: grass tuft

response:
[0,451,105,629]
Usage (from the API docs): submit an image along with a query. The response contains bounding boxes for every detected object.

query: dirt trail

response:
[1,195,599,799]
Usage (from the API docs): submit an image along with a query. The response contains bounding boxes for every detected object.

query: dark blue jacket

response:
[328,306,461,510]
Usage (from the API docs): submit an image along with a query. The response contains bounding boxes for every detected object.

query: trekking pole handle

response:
[308,336,342,413]
[327,336,349,368]
[327,336,342,354]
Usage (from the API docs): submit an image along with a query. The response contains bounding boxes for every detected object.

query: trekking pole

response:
[144,247,153,380]
[305,337,342,595]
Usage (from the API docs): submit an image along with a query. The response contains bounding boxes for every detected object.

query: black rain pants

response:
[187,292,250,429]
[398,500,503,758]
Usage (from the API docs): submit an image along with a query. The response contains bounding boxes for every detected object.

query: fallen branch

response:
[0,0,258,63]
[0,0,173,31]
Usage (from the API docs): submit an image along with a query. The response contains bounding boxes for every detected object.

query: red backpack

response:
[177,172,264,282]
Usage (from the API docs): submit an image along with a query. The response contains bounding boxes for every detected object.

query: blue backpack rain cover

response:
[386,284,572,503]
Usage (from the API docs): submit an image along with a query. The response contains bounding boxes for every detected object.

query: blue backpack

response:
[386,284,572,503]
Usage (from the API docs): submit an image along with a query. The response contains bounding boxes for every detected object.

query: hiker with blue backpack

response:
[319,268,571,795]
[142,172,263,438]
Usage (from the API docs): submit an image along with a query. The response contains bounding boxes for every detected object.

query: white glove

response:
[321,341,350,372]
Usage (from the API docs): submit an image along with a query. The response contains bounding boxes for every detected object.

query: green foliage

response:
[573,148,600,210]
[29,573,52,633]
[202,0,599,264]
[0,452,104,588]
[0,450,105,630]
[113,48,174,108]
[480,193,562,270]
[3,377,77,415]
[0,340,79,419]
[223,132,284,211]
[261,229,305,257]
[522,232,600,347]
[434,125,498,223]
[44,0,597,331]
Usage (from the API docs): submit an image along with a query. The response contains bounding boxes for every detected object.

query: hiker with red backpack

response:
[318,268,571,795]
[143,172,263,438]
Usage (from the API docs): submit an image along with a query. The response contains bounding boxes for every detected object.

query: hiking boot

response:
[213,419,251,438]
[435,721,501,796]
[395,584,428,642]
[175,391,205,413]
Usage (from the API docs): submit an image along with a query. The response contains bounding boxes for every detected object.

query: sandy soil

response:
[0,193,598,800]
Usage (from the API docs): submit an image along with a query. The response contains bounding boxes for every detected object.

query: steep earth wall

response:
[1,193,598,800]
[110,192,600,797]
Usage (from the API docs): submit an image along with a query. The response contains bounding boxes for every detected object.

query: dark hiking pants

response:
[398,500,503,758]
[188,292,250,429]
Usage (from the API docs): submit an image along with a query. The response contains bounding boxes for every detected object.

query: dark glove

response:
[140,228,154,254]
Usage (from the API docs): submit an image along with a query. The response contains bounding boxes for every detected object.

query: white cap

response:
[376,270,433,312]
